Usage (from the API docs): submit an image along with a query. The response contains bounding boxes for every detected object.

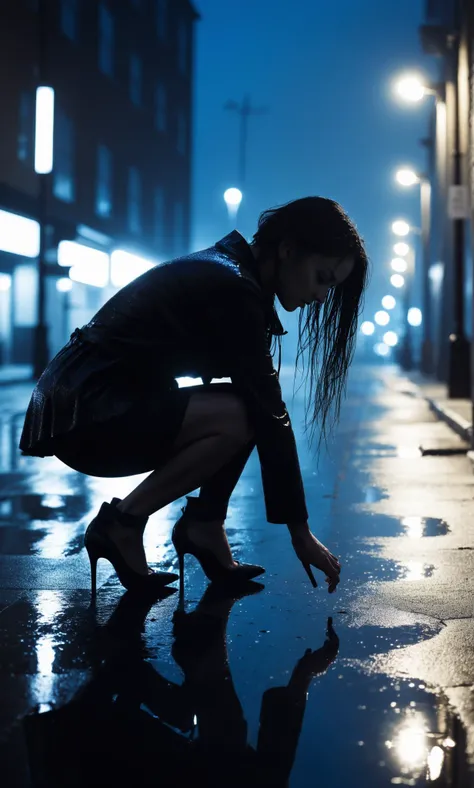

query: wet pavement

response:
[0,363,473,787]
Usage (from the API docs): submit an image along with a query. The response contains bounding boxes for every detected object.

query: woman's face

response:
[275,242,355,312]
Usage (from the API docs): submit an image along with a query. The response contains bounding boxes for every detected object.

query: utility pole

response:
[224,96,268,189]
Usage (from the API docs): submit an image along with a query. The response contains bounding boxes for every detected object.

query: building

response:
[0,0,199,370]
[418,0,473,395]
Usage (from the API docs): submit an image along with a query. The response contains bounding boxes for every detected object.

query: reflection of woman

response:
[23,584,339,788]
[20,198,368,596]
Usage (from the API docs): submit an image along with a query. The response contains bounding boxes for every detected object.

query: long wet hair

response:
[252,197,370,451]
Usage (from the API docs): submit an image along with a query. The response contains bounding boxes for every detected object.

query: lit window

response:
[96,144,113,218]
[177,109,187,155]
[154,186,165,245]
[98,3,114,77]
[53,107,75,203]
[130,54,142,106]
[61,0,78,41]
[128,167,142,234]
[18,92,34,163]
[155,83,166,131]
[178,21,188,73]
[155,0,167,38]
[174,201,186,255]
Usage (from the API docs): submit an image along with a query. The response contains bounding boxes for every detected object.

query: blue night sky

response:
[191,0,438,322]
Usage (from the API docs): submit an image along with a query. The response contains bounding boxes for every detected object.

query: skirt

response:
[51,382,233,478]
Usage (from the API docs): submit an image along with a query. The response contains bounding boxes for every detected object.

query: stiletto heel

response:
[302,562,317,587]
[84,500,179,595]
[171,497,265,585]
[86,544,100,596]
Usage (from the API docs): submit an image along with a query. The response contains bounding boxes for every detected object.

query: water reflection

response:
[23,584,340,787]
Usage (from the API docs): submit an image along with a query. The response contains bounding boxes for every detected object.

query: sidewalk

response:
[402,370,473,446]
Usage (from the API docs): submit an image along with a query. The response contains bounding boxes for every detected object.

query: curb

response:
[425,397,472,444]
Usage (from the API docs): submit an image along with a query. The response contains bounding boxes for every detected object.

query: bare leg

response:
[111,392,253,573]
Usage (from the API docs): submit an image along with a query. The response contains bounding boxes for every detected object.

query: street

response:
[1,362,473,787]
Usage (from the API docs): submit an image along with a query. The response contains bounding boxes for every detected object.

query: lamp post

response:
[395,167,433,374]
[224,96,268,190]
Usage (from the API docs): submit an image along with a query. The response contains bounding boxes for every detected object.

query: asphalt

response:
[0,362,473,787]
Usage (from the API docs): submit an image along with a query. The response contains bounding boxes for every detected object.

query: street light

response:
[394,165,433,373]
[392,219,411,237]
[391,258,408,273]
[391,274,405,289]
[374,310,390,326]
[394,241,410,257]
[224,187,243,221]
[382,295,396,310]
[393,72,440,103]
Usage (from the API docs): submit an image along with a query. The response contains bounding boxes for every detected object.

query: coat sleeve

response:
[208,279,308,524]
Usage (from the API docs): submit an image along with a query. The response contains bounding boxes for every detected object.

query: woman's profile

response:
[19,197,369,597]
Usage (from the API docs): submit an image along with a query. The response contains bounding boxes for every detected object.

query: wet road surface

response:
[0,363,473,786]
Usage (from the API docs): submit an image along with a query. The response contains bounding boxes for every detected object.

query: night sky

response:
[191,0,437,324]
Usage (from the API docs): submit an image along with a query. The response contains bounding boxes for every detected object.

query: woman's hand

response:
[289,525,341,593]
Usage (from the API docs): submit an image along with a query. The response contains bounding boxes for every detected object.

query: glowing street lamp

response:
[360,321,375,336]
[394,242,409,257]
[395,167,420,187]
[382,295,396,310]
[391,274,405,289]
[374,310,390,326]
[391,258,408,273]
[392,219,410,237]
[394,73,429,103]
[224,187,243,220]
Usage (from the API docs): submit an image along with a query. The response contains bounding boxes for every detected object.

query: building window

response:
[178,20,188,74]
[174,201,186,255]
[154,83,166,132]
[60,0,78,41]
[177,109,187,156]
[155,0,167,39]
[17,92,34,163]
[53,107,75,203]
[96,144,113,218]
[98,3,114,77]
[154,186,165,245]
[129,54,142,106]
[128,166,142,234]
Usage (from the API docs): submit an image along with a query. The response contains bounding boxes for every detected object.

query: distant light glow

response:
[383,331,398,347]
[396,168,419,187]
[429,263,443,286]
[176,377,203,388]
[407,307,422,327]
[58,241,109,287]
[395,74,426,103]
[392,220,410,236]
[224,188,243,207]
[374,343,390,357]
[427,746,444,781]
[382,295,396,310]
[374,310,390,326]
[56,277,73,292]
[394,242,410,257]
[35,86,55,174]
[0,209,40,258]
[360,321,375,336]
[391,257,408,273]
[110,249,156,288]
[0,273,12,291]
[391,274,405,289]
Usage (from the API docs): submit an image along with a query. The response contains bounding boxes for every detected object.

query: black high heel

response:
[171,497,265,588]
[84,499,179,596]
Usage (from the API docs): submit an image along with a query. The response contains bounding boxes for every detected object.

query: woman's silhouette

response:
[20,197,368,597]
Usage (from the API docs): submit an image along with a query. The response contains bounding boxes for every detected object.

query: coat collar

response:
[215,231,287,337]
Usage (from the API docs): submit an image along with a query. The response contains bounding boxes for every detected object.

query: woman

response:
[20,197,369,596]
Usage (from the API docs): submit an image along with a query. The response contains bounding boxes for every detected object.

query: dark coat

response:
[19,231,308,524]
